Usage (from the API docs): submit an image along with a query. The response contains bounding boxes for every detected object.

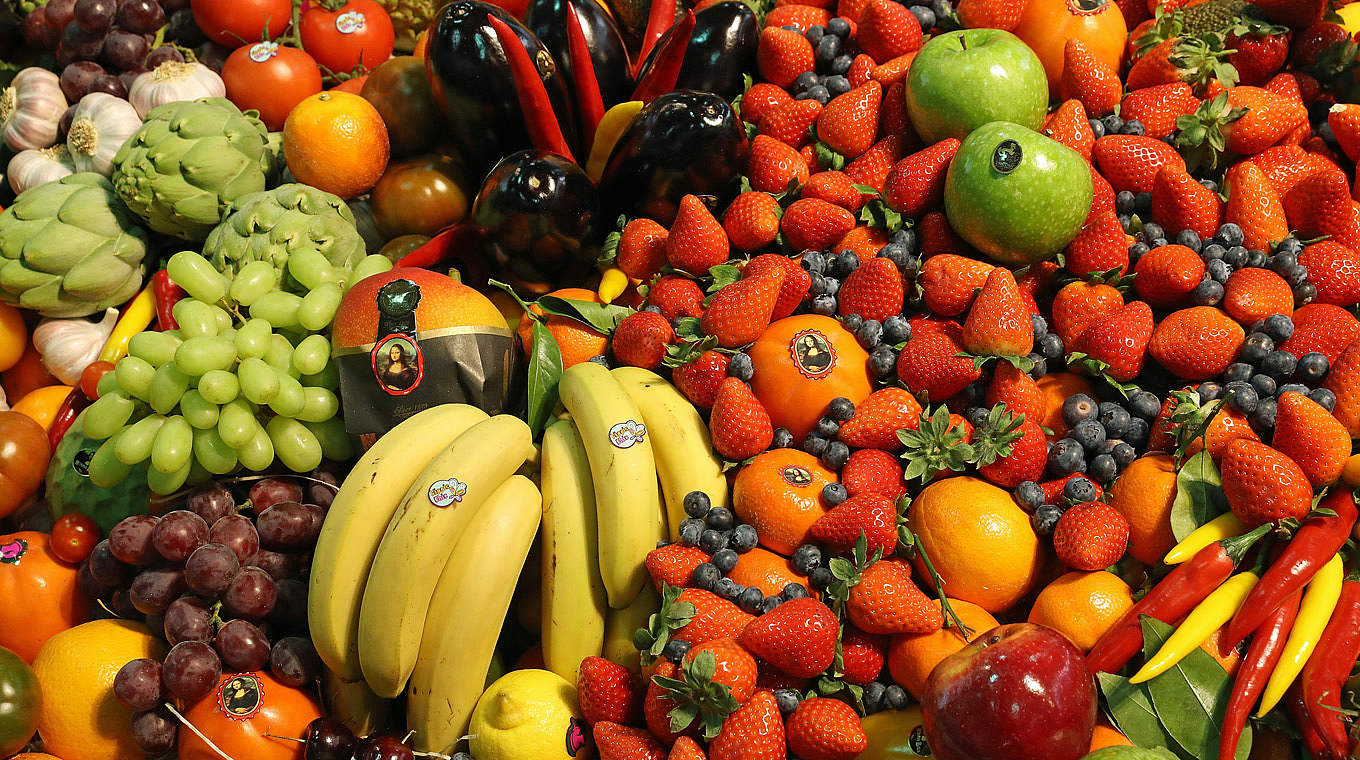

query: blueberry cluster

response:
[1044,390,1156,485]
[1212,313,1334,434]
[903,0,953,31]
[1019,475,1102,537]
[802,397,857,470]
[1088,112,1148,140]
[793,19,855,104]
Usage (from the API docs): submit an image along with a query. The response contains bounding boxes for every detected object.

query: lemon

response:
[860,707,935,759]
[1339,2,1360,35]
[469,670,590,760]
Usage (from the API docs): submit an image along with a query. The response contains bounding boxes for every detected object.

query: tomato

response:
[190,0,293,49]
[1013,0,1128,98]
[369,154,473,239]
[0,412,49,520]
[179,672,323,760]
[78,360,114,400]
[222,42,324,131]
[0,646,40,756]
[0,532,89,662]
[360,56,440,157]
[50,514,97,565]
[300,0,395,75]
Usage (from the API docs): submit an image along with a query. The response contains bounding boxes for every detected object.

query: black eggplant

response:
[472,150,601,295]
[634,1,758,103]
[525,0,634,110]
[426,1,581,180]
[597,90,748,225]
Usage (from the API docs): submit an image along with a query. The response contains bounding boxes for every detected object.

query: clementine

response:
[2,343,58,405]
[0,302,26,373]
[1088,720,1133,750]
[733,449,837,556]
[515,288,610,369]
[728,547,810,597]
[1036,372,1096,439]
[749,315,873,441]
[886,598,998,698]
[1109,453,1179,566]
[282,90,391,200]
[0,532,90,662]
[1028,571,1135,652]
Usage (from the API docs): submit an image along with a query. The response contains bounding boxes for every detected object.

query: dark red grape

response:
[164,7,203,45]
[209,514,259,564]
[73,0,116,33]
[115,0,164,32]
[160,0,189,11]
[89,72,127,97]
[245,548,303,581]
[303,717,356,760]
[162,640,221,704]
[268,578,308,632]
[23,9,58,48]
[111,588,141,619]
[144,612,166,637]
[102,29,148,71]
[188,483,235,526]
[118,67,145,92]
[308,467,340,511]
[215,618,271,672]
[144,45,184,68]
[250,478,303,514]
[109,514,159,566]
[58,103,77,137]
[58,23,107,63]
[269,637,321,688]
[77,562,103,601]
[131,705,178,755]
[356,734,415,760]
[45,0,77,28]
[151,510,209,563]
[114,658,164,711]
[164,596,213,646]
[184,543,239,597]
[257,502,318,550]
[130,567,186,616]
[88,540,129,586]
[195,41,230,72]
[224,567,276,620]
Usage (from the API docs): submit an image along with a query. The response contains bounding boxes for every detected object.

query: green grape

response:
[128,331,183,368]
[198,370,240,405]
[147,363,191,415]
[175,337,238,377]
[186,459,212,487]
[115,414,166,465]
[266,415,322,473]
[306,417,354,461]
[287,250,334,291]
[249,292,303,328]
[96,370,121,398]
[291,335,331,376]
[297,387,339,423]
[348,254,395,289]
[211,305,234,334]
[265,333,297,373]
[89,431,132,487]
[268,374,306,418]
[151,415,193,475]
[83,391,136,440]
[238,357,280,404]
[180,390,220,429]
[217,399,260,449]
[173,299,219,339]
[147,458,191,495]
[230,261,279,306]
[192,427,238,475]
[167,252,228,304]
[237,427,275,472]
[115,356,156,401]
[298,283,343,332]
[300,361,340,391]
[235,318,273,359]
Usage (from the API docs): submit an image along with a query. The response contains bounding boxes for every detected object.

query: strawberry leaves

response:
[635,583,696,666]
[898,405,975,483]
[1175,91,1248,171]
[653,649,740,739]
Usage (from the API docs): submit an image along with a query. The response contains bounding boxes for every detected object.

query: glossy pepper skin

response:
[525,0,633,110]
[151,269,185,331]
[1219,588,1301,760]
[1256,555,1345,717]
[1131,564,1263,684]
[1285,682,1331,760]
[630,9,696,103]
[1301,566,1360,759]
[634,1,759,103]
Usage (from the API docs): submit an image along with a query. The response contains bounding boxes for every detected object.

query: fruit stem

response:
[915,541,973,639]
[165,702,239,760]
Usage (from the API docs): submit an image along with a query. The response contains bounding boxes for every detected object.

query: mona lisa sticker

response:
[789,328,836,380]
[217,673,264,720]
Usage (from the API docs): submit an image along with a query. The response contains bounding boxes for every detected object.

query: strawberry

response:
[1061,39,1122,117]
[757,27,815,90]
[678,638,757,706]
[955,0,1027,30]
[980,416,1048,488]
[1052,281,1123,346]
[884,138,961,216]
[802,170,864,212]
[1115,0,1150,26]
[857,0,922,63]
[744,253,810,320]
[839,387,924,450]
[669,737,706,760]
[739,83,792,125]
[847,557,943,635]
[835,225,889,260]
[616,218,669,281]
[1070,300,1155,383]
[1126,34,1236,92]
[722,191,782,252]
[1282,303,1360,364]
[847,53,877,87]
[1222,86,1309,155]
[646,543,710,591]
[899,408,976,483]
[1066,211,1132,276]
[1222,267,1294,326]
[1053,502,1130,571]
[838,257,904,323]
[1042,99,1095,160]
[1089,167,1117,218]
[1227,23,1291,87]
[1150,165,1223,239]
[1133,243,1206,308]
[748,135,811,195]
[985,361,1045,424]
[844,135,907,193]
[839,626,887,685]
[781,198,857,251]
[817,81,882,160]
[1119,83,1199,139]
[764,3,831,30]
[645,661,696,743]
[667,195,730,274]
[1092,135,1187,193]
[1282,165,1358,242]
[1273,391,1350,488]
[672,350,730,409]
[614,311,677,370]
[708,690,785,760]
[1254,0,1326,28]
[878,80,912,137]
[1253,144,1340,197]
[649,276,706,321]
[897,331,982,402]
[1299,241,1360,307]
[1329,103,1360,163]
[578,657,645,726]
[917,210,969,258]
[1326,337,1360,436]
[709,378,775,460]
[836,0,870,21]
[759,99,824,148]
[1220,439,1314,526]
[1224,160,1289,253]
[918,254,993,316]
[841,447,908,500]
[810,493,897,555]
[595,721,667,760]
[737,597,838,678]
[786,697,869,760]
[674,588,758,646]
[702,266,784,348]
[1149,306,1246,381]
[960,268,1034,357]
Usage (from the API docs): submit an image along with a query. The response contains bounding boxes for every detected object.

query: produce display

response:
[7,0,1360,758]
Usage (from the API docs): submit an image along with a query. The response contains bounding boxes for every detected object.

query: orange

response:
[1109,453,1179,565]
[282,90,391,200]
[12,385,73,431]
[906,476,1043,614]
[0,302,26,373]
[1088,720,1133,750]
[728,547,810,597]
[33,620,165,760]
[1036,372,1095,439]
[0,532,91,663]
[516,288,610,369]
[749,315,873,441]
[886,598,998,698]
[12,754,65,759]
[2,343,58,404]
[1027,571,1134,652]
[1201,628,1242,678]
[332,267,506,349]
[733,449,836,556]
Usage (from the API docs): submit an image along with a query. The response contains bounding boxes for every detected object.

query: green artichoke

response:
[111,97,275,242]
[0,172,149,318]
[203,183,368,284]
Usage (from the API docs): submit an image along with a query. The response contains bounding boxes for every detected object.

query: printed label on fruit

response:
[428,477,467,507]
[565,717,586,756]
[0,538,26,565]
[248,41,279,63]
[608,420,647,449]
[790,329,836,380]
[73,447,94,477]
[781,465,813,487]
[1068,0,1105,14]
[336,10,366,33]
[217,674,264,720]
[909,725,932,756]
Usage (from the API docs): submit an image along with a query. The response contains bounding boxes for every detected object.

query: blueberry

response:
[1032,503,1063,536]
[1294,282,1318,306]
[1098,403,1130,438]
[1133,192,1153,215]
[711,548,739,574]
[1250,373,1277,398]
[1175,229,1202,252]
[1127,390,1161,420]
[730,524,758,553]
[822,482,849,505]
[812,294,837,315]
[772,427,794,449]
[1089,118,1106,139]
[809,566,833,591]
[1070,418,1107,450]
[1202,243,1225,261]
[1197,381,1224,402]
[1028,354,1048,379]
[841,312,863,333]
[1246,249,1267,268]
[1115,190,1136,215]
[1102,114,1125,135]
[679,518,704,546]
[1283,264,1309,287]
[930,0,952,17]
[825,75,851,96]
[1047,438,1086,477]
[759,595,782,614]
[1120,120,1146,136]
[1038,333,1065,360]
[1223,362,1255,384]
[690,562,721,590]
[728,352,754,381]
[883,315,911,344]
[858,319,884,348]
[1089,454,1118,484]
[1260,350,1298,379]
[815,416,840,438]
[792,544,823,574]
[1208,258,1232,283]
[830,251,858,278]
[1224,246,1248,268]
[822,441,851,470]
[878,243,910,271]
[801,250,827,274]
[815,34,840,62]
[1250,398,1277,431]
[910,5,935,28]
[715,577,741,600]
[1150,237,1170,249]
[1030,313,1049,339]
[1278,382,1309,397]
[1269,251,1298,273]
[782,582,810,600]
[961,380,986,407]
[1240,332,1274,363]
[1191,278,1224,306]
[774,689,802,715]
[1129,241,1150,262]
[1142,221,1164,241]
[890,226,918,253]
[1111,442,1137,467]
[663,638,692,663]
[804,432,829,456]
[862,682,886,714]
[807,85,831,104]
[683,491,712,518]
[794,71,819,91]
[883,685,908,710]
[826,16,850,37]
[831,53,853,75]
[1309,387,1337,411]
[707,507,735,532]
[699,529,728,553]
[1275,237,1304,257]
[1296,352,1330,382]
[804,26,824,46]
[1125,417,1150,447]
[965,406,990,429]
[739,586,765,613]
[1016,481,1046,509]
[870,344,898,377]
[1062,393,1099,426]
[1225,382,1259,414]
[1199,179,1218,194]
[1063,476,1098,503]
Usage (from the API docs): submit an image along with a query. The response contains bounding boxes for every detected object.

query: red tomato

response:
[0,412,49,520]
[50,514,98,564]
[190,0,293,49]
[179,672,323,760]
[1013,0,1128,98]
[78,360,113,400]
[222,42,324,131]
[299,0,395,75]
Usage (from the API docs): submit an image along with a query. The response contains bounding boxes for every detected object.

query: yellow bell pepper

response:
[1256,554,1345,716]
[97,283,156,363]
[1163,513,1247,564]
[1131,568,1260,683]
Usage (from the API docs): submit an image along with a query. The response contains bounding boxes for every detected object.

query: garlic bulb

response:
[0,68,68,152]
[33,308,118,385]
[128,62,227,118]
[7,144,76,194]
[67,93,143,177]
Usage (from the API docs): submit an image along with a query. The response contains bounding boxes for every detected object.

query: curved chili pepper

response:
[485,14,574,160]
[1301,565,1360,759]
[98,283,156,363]
[1219,587,1301,760]
[1086,523,1271,674]
[395,224,489,281]
[565,2,606,150]
[1223,487,1358,650]
[1285,681,1332,760]
[636,0,678,75]
[631,10,695,105]
[47,386,90,450]
[1164,512,1246,565]
[151,269,186,331]
[1257,554,1345,717]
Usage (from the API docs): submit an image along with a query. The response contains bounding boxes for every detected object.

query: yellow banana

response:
[357,415,534,698]
[321,668,392,739]
[407,475,543,755]
[558,361,666,609]
[309,404,489,679]
[603,585,660,671]
[539,418,608,683]
[612,366,730,539]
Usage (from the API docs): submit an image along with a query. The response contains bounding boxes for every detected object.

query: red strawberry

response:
[1066,210,1132,276]
[723,191,782,252]
[669,737,707,760]
[1299,241,1360,307]
[838,387,923,450]
[1283,165,1357,242]
[1255,0,1326,28]
[1092,135,1187,193]
[857,0,922,63]
[847,557,943,635]
[1070,300,1155,382]
[674,588,758,646]
[781,198,857,251]
[810,493,897,555]
[847,53,877,87]
[835,225,888,260]
[616,218,669,281]
[614,311,677,370]
[960,267,1034,357]
[917,210,969,258]
[1119,83,1199,139]
[1042,99,1095,160]
[977,417,1047,488]
[1282,303,1360,364]
[802,170,864,212]
[1060,39,1122,117]
[843,135,906,193]
[1325,337,1360,435]
[595,721,667,760]
[1052,281,1123,346]
[1148,306,1246,381]
[1053,502,1129,571]
[884,138,960,216]
[759,99,824,148]
[841,448,907,500]
[672,350,730,409]
[878,80,912,138]
[764,3,831,30]
[757,27,815,90]
[1273,391,1351,488]
[1089,167,1117,218]
[644,661,695,743]
[1224,160,1289,253]
[709,690,785,760]
[702,266,784,348]
[679,638,757,706]
[739,83,792,125]
[838,257,905,323]
[1126,34,1235,92]
[646,543,710,591]
[1329,103,1360,163]
[985,361,1045,424]
[667,195,730,274]
[955,0,1027,30]
[785,697,868,760]
[1222,267,1294,326]
[1150,165,1223,239]
[1222,86,1309,156]
[836,0,870,21]
[1227,26,1291,87]
[578,657,645,726]
[897,330,981,402]
[709,378,775,459]
[918,254,993,316]
[737,597,838,678]
[1221,439,1314,526]
[744,253,810,320]
[1133,243,1206,308]
[649,275,705,321]
[839,626,887,685]
[899,408,976,484]
[749,135,811,195]
[817,81,881,159]
[1253,144,1340,197]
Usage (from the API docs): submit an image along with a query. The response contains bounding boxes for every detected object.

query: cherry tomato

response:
[222,41,324,130]
[0,412,49,520]
[299,0,395,75]
[50,513,98,565]
[78,360,114,400]
[190,0,292,49]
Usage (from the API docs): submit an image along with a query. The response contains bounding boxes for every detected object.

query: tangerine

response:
[282,90,391,200]
[179,671,323,760]
[1087,720,1133,750]
[749,315,873,441]
[0,303,26,373]
[1027,571,1135,653]
[728,547,810,597]
[733,449,837,556]
[886,598,998,698]
[516,288,610,369]
[1109,453,1179,566]
[0,532,90,663]
[1036,372,1095,439]
[11,385,73,431]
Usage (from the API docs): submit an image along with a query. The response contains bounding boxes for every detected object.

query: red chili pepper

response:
[1085,523,1271,674]
[151,269,186,331]
[1301,565,1360,759]
[631,10,696,105]
[636,0,677,76]
[395,223,488,279]
[565,2,605,150]
[1219,587,1301,760]
[485,14,574,160]
[1285,681,1332,760]
[47,386,91,450]
[1223,488,1358,650]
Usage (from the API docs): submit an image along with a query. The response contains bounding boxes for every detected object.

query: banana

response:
[611,366,730,539]
[309,404,490,680]
[407,475,543,755]
[357,414,535,698]
[321,668,392,739]
[603,584,660,671]
[539,418,608,683]
[558,361,666,609]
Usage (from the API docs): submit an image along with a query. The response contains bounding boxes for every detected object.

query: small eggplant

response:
[597,90,748,225]
[634,1,758,103]
[472,150,601,295]
[526,0,633,110]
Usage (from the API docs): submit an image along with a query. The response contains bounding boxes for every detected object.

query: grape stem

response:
[263,733,455,759]
[164,702,239,760]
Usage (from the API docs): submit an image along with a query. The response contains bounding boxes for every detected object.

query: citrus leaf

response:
[525,322,564,438]
[1169,450,1226,542]
[1097,672,1186,757]
[1139,616,1251,760]
[537,296,634,333]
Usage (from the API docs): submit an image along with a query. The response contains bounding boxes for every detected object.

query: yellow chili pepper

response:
[597,266,630,304]
[97,284,156,363]
[586,100,644,182]
[1256,554,1345,716]
[1163,513,1247,564]
[1130,569,1261,683]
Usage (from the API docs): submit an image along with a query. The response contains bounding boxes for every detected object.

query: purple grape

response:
[215,618,271,672]
[88,72,127,97]
[194,41,229,72]
[131,706,177,755]
[188,483,235,526]
[308,467,340,511]
[224,567,276,620]
[115,658,164,711]
[269,637,321,688]
[108,513,158,566]
[160,0,189,11]
[165,7,204,45]
[250,478,303,514]
[144,45,184,68]
[45,0,77,28]
[184,543,239,597]
[111,588,141,619]
[88,540,129,587]
[23,10,58,48]
[130,567,187,616]
[102,29,148,71]
[246,548,303,581]
[161,640,221,704]
[115,0,165,32]
[151,510,209,563]
[58,23,107,63]
[58,103,78,137]
[163,596,213,646]
[268,578,308,633]
[119,67,146,92]
[209,514,259,564]
[257,502,319,551]
[73,0,116,33]
[76,562,103,601]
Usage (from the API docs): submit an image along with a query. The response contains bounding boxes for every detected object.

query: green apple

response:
[943,121,1093,266]
[904,29,1049,145]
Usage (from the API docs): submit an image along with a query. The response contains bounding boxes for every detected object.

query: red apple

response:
[922,622,1096,760]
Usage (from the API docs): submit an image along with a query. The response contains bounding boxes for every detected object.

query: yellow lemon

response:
[860,706,935,758]
[469,670,590,760]
[1339,2,1360,35]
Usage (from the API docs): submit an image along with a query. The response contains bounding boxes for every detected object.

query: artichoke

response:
[203,183,368,284]
[111,97,275,241]
[378,0,440,50]
[0,172,149,318]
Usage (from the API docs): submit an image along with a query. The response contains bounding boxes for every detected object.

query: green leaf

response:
[1097,672,1186,757]
[525,322,564,439]
[536,296,635,333]
[1139,617,1251,760]
[707,264,743,293]
[1169,450,1226,542]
